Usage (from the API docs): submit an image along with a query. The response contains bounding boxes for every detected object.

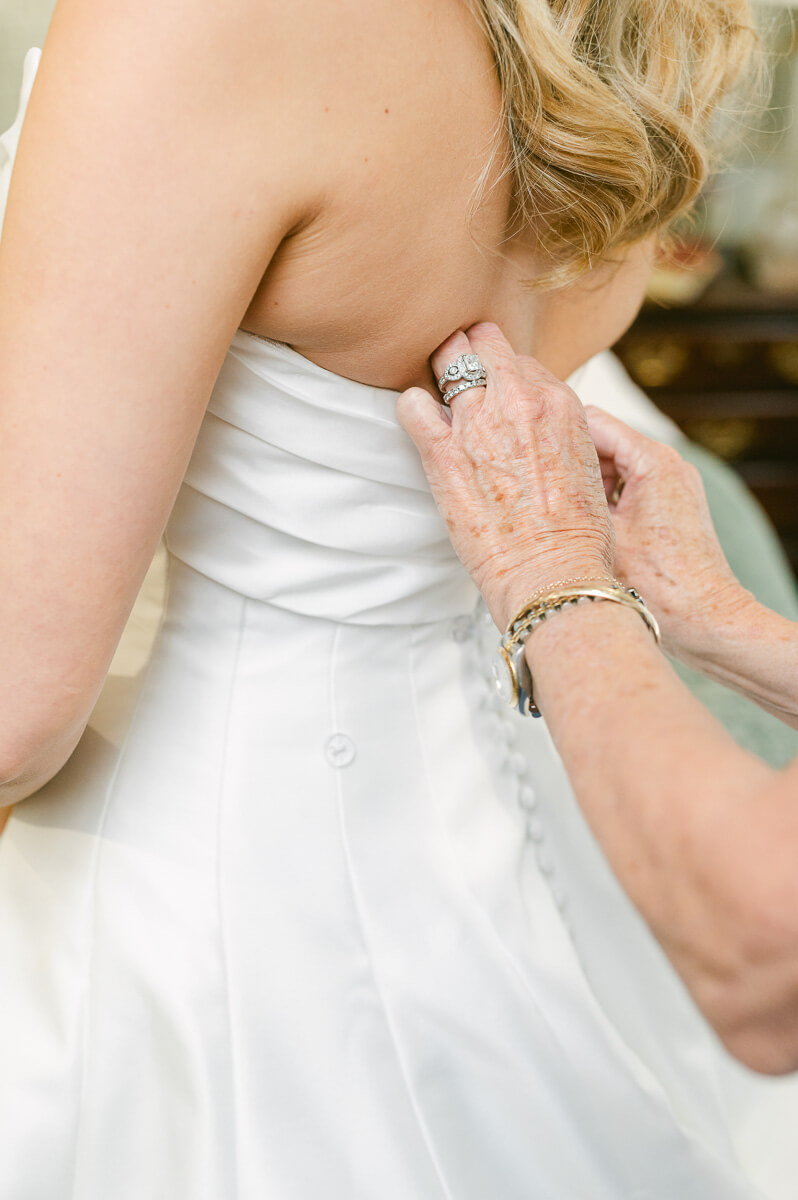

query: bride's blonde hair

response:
[468,0,763,288]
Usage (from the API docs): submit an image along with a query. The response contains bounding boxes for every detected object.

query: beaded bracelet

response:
[504,575,623,639]
[496,583,660,718]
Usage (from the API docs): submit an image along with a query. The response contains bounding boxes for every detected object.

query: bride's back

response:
[236,0,755,392]
[238,0,525,391]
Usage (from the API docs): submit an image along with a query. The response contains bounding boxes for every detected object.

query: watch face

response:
[491,650,517,706]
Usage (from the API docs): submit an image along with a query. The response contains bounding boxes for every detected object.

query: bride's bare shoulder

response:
[42,0,459,101]
[38,0,473,188]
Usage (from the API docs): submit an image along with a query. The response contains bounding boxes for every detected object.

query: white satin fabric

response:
[2,46,798,1200]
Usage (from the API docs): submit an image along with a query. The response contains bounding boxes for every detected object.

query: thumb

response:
[395,387,451,451]
[583,405,657,479]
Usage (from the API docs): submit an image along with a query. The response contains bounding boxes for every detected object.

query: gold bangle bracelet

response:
[506,586,661,649]
[494,583,660,719]
[504,576,622,637]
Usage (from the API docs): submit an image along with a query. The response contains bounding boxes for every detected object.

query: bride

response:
[1,1,794,1197]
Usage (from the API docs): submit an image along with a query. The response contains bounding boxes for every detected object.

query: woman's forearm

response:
[524,598,798,1072]
[672,591,798,730]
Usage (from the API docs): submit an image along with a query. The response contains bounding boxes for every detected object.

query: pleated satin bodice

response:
[164,330,481,626]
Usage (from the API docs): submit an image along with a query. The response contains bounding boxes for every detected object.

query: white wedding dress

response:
[2,47,798,1200]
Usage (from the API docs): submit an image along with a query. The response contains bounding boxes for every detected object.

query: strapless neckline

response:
[235,327,591,398]
[234,328,404,398]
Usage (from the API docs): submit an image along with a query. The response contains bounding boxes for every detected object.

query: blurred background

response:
[0,0,48,123]
[2,0,798,767]
[614,2,798,582]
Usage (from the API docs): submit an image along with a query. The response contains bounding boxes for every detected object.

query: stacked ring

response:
[441,377,487,404]
[437,352,487,405]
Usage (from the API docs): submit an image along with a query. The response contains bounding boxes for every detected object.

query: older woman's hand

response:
[395,323,615,631]
[584,405,751,660]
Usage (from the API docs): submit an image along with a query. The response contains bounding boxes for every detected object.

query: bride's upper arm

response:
[0,0,326,779]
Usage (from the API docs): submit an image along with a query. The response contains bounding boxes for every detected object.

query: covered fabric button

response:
[450,615,475,643]
[518,785,537,811]
[535,845,555,875]
[499,721,517,745]
[507,752,528,776]
[324,733,356,768]
[526,816,545,843]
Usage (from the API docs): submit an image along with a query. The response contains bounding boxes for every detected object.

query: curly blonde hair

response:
[467,0,763,288]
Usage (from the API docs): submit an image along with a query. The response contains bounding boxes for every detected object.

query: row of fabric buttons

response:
[452,600,568,915]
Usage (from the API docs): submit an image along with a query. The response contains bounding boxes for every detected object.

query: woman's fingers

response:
[582,403,743,652]
[429,328,487,419]
[462,322,519,378]
[398,324,498,463]
[584,405,699,510]
[429,328,473,382]
[584,405,656,481]
[430,322,553,419]
[395,384,452,456]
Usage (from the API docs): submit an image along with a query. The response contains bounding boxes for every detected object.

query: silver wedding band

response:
[441,378,487,406]
[437,352,487,405]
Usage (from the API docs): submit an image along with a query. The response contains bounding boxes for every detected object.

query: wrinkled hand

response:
[584,405,749,657]
[396,323,615,631]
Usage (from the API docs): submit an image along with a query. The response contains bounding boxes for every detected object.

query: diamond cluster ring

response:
[437,353,487,405]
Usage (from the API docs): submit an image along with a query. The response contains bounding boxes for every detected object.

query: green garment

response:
[670,439,798,768]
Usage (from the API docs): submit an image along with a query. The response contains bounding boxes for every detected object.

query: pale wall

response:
[0,0,53,131]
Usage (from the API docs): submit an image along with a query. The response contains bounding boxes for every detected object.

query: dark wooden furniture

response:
[613,274,798,577]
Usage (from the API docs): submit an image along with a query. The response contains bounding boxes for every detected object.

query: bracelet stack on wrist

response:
[492,577,661,718]
[503,576,624,633]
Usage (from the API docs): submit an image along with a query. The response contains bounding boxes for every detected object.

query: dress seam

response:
[329,624,455,1200]
[214,592,249,1200]
[70,565,174,1198]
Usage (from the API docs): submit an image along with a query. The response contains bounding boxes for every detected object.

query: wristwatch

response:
[490,636,540,717]
[490,583,660,719]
